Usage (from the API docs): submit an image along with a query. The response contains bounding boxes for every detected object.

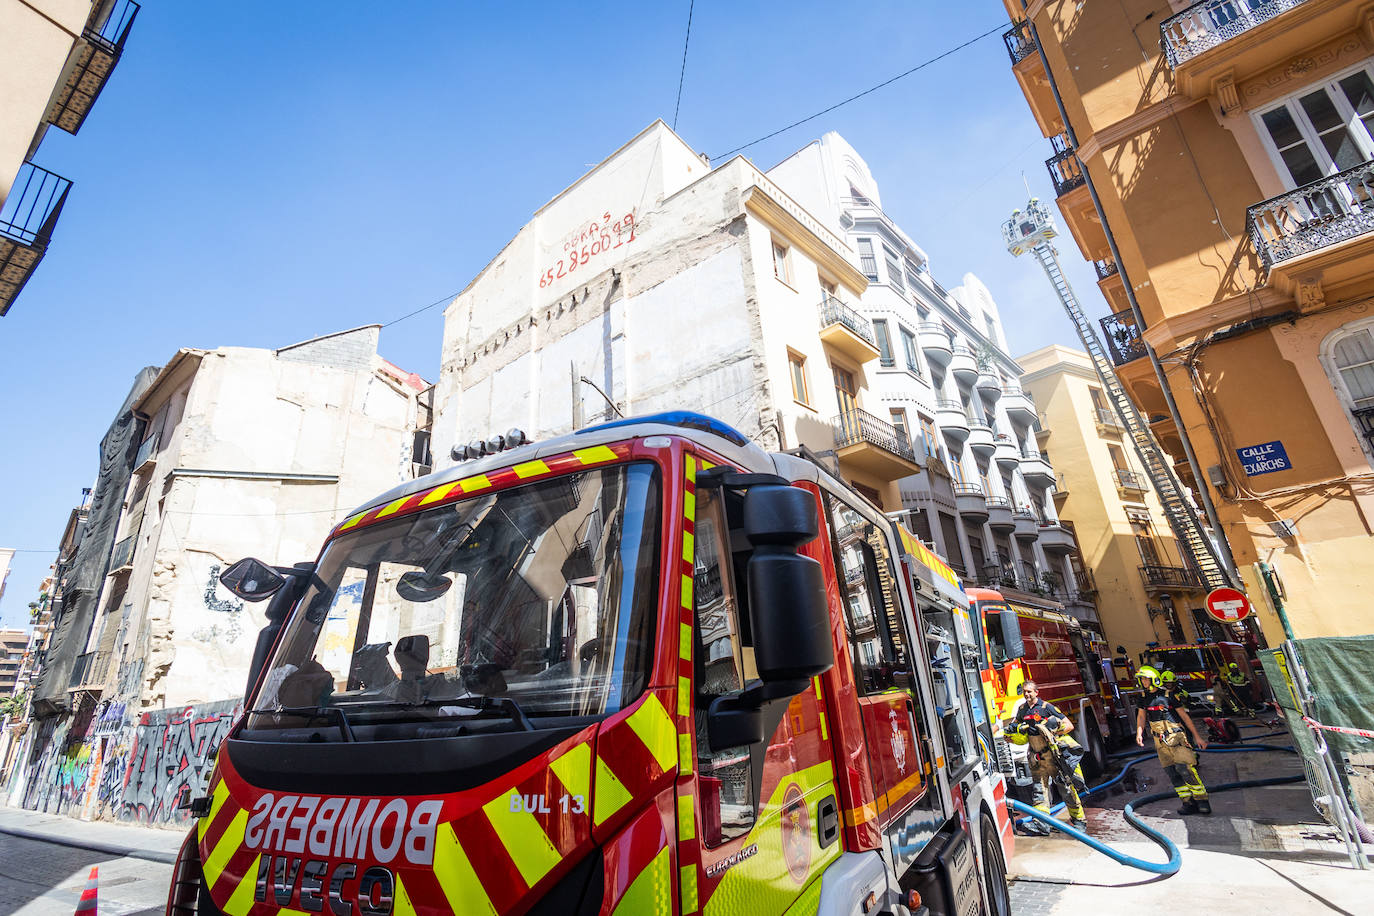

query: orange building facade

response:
[1003,0,1374,641]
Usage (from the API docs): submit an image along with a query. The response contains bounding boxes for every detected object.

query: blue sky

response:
[0,1,1100,628]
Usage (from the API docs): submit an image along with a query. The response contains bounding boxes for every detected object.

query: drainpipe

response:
[1026,19,1242,588]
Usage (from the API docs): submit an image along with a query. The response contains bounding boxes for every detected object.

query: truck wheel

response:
[980,814,1012,916]
[1080,717,1106,780]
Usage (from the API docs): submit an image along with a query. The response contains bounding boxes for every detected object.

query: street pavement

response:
[1007,730,1374,914]
[0,805,179,915]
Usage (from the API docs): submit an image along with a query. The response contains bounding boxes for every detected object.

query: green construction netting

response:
[1261,637,1374,757]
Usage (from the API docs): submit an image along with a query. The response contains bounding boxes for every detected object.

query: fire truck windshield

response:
[245,462,662,738]
[1144,647,1210,674]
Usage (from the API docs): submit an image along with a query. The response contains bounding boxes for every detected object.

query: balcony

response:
[1046,135,1086,198]
[1013,509,1040,542]
[1038,521,1077,556]
[986,497,1015,533]
[1002,385,1037,426]
[1075,567,1098,598]
[133,432,159,472]
[1161,0,1312,70]
[1003,19,1037,64]
[1247,160,1374,281]
[954,483,989,524]
[1100,312,1147,367]
[1114,468,1149,496]
[993,434,1020,470]
[979,561,1022,591]
[818,296,881,364]
[834,408,921,478]
[936,399,970,442]
[918,322,953,367]
[950,346,978,384]
[1140,564,1205,592]
[1093,258,1119,281]
[43,0,141,135]
[966,421,995,457]
[67,651,108,692]
[109,535,135,574]
[0,162,72,317]
[975,371,1002,402]
[1094,407,1122,436]
[1020,447,1055,487]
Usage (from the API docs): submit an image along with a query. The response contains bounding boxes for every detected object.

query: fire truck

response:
[964,589,1131,780]
[1141,641,1257,709]
[166,412,1012,916]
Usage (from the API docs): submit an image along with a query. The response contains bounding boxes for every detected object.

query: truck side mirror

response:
[744,484,832,686]
[244,562,314,702]
[1000,607,1025,660]
[220,558,286,602]
[707,485,832,752]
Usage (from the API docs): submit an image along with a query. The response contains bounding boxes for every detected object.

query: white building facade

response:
[769,134,1088,618]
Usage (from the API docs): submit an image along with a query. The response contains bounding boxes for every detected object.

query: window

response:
[883,245,905,291]
[1256,65,1374,187]
[693,484,756,845]
[833,365,857,414]
[772,241,791,284]
[1321,321,1374,461]
[856,238,878,282]
[984,313,998,340]
[918,413,937,459]
[1107,444,1129,471]
[873,319,895,367]
[905,261,921,290]
[827,497,913,698]
[1136,535,1162,568]
[788,350,810,405]
[890,409,910,449]
[1089,387,1107,411]
[900,327,919,374]
[820,277,837,300]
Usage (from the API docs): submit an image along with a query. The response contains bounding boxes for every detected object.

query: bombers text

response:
[244,794,444,866]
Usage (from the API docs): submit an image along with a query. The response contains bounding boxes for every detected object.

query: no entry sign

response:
[1205,587,1252,623]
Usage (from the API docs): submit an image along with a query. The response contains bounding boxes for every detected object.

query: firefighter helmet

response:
[1136,665,1161,686]
[1161,670,1177,685]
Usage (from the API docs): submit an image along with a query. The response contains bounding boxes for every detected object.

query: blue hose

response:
[1009,740,1300,876]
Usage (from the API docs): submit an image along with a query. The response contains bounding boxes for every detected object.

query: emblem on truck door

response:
[890,708,908,774]
[780,784,811,883]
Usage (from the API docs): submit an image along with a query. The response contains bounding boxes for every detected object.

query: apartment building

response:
[0,0,138,316]
[1019,345,1216,655]
[0,629,26,696]
[1003,0,1374,640]
[768,134,1092,624]
[434,121,921,509]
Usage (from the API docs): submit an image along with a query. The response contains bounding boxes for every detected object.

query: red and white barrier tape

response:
[1302,716,1374,739]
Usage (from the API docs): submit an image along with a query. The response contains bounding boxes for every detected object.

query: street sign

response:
[1236,440,1291,476]
[1205,587,1252,623]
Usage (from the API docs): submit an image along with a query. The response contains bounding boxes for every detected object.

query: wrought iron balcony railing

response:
[1095,407,1120,429]
[1100,311,1147,366]
[1003,20,1037,65]
[1247,159,1374,268]
[953,483,985,497]
[818,295,876,347]
[1,162,72,250]
[834,408,919,464]
[1022,446,1049,461]
[1139,564,1204,589]
[1075,566,1098,596]
[1093,258,1119,280]
[1047,147,1086,197]
[1352,405,1374,453]
[1161,0,1309,69]
[1114,468,1148,491]
[984,496,1012,509]
[935,398,965,413]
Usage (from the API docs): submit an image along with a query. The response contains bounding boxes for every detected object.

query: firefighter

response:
[1008,680,1088,835]
[1160,669,1192,709]
[1135,665,1211,815]
[1211,661,1252,717]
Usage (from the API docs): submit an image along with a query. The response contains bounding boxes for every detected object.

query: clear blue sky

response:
[0,1,1099,628]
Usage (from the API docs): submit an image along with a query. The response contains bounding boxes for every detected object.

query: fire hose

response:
[1006,740,1302,876]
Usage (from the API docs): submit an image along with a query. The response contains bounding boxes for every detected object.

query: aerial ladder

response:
[1002,199,1232,591]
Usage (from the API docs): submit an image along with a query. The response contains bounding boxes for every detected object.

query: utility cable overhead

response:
[672,0,695,131]
[713,21,1009,160]
[381,289,463,328]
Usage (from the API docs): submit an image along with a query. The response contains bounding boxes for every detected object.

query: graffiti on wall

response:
[21,697,243,826]
[119,698,241,825]
[192,564,245,644]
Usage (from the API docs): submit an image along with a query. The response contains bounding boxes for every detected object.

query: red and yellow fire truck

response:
[965,589,1130,779]
[1142,641,1257,708]
[166,413,1012,916]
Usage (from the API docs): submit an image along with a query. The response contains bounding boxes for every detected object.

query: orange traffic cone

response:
[74,866,97,915]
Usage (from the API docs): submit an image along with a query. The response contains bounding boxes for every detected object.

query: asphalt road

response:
[0,833,172,916]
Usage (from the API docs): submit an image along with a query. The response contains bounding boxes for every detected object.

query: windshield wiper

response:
[412,695,535,731]
[250,705,355,742]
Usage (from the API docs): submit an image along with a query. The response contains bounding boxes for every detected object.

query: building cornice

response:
[743,186,869,295]
[1075,95,1209,163]
[1141,285,1293,351]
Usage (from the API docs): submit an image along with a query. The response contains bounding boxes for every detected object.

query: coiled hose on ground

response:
[1007,739,1302,876]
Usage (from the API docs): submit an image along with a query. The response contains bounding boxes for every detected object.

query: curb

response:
[0,824,179,865]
